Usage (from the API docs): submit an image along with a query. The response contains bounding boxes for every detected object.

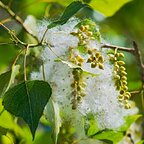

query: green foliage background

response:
[0,0,144,143]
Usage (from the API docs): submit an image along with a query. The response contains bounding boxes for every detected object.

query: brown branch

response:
[0,22,39,48]
[0,1,39,42]
[101,43,135,52]
[133,41,144,84]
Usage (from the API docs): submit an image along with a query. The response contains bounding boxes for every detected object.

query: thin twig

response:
[0,22,40,48]
[101,43,135,52]
[40,28,48,43]
[42,61,46,81]
[0,1,39,42]
[0,17,12,24]
[24,45,29,81]
[133,41,144,83]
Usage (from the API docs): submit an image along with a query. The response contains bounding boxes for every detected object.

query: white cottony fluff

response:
[29,17,138,132]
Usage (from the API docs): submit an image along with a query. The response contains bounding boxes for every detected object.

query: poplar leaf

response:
[2,80,52,139]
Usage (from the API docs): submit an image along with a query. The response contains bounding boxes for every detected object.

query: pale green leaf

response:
[44,98,61,144]
[45,0,132,17]
[89,0,132,17]
[55,58,99,77]
[119,114,142,131]
[2,80,52,139]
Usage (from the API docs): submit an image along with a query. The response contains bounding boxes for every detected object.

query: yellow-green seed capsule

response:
[121,76,127,81]
[87,58,92,63]
[81,82,87,87]
[81,92,86,97]
[123,85,128,91]
[125,103,131,109]
[80,25,85,31]
[87,31,93,36]
[117,61,125,65]
[115,53,120,58]
[77,96,82,101]
[114,64,119,70]
[118,94,124,99]
[119,53,125,58]
[88,49,92,55]
[76,55,84,62]
[120,66,126,71]
[78,63,82,67]
[81,40,86,45]
[122,80,127,85]
[98,56,104,63]
[95,52,101,58]
[77,86,81,91]
[125,92,131,97]
[124,94,130,100]
[118,98,123,102]
[115,75,120,80]
[120,90,124,94]
[84,25,89,30]
[109,55,115,61]
[71,83,75,88]
[91,62,97,68]
[98,63,104,70]
[121,71,127,76]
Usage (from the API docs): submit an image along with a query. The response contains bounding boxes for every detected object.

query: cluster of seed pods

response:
[109,49,131,109]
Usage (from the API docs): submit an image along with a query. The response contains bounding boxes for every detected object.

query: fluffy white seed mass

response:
[25,16,138,134]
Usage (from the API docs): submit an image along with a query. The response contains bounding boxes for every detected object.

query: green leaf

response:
[0,70,12,97]
[137,140,144,144]
[0,65,20,97]
[0,126,8,136]
[2,80,52,139]
[89,0,132,17]
[50,0,132,17]
[55,58,99,77]
[48,1,87,28]
[119,114,142,131]
[92,130,123,143]
[44,98,61,144]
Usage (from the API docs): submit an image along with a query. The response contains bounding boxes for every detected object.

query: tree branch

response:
[0,1,39,42]
[101,43,135,52]
[133,41,144,84]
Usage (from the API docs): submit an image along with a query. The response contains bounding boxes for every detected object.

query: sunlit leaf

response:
[44,0,132,17]
[92,130,123,143]
[0,126,8,136]
[44,98,61,144]
[119,114,142,131]
[89,0,132,17]
[3,80,52,139]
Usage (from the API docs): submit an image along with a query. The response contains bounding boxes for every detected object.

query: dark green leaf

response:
[2,80,52,139]
[0,126,8,136]
[0,70,12,97]
[48,1,87,28]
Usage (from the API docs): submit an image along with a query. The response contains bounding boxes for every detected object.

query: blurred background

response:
[0,0,144,143]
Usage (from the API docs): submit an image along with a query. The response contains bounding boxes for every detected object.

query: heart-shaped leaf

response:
[2,80,52,139]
